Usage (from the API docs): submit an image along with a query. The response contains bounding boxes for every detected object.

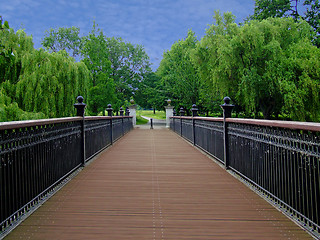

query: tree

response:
[193,12,240,115]
[0,17,89,121]
[134,71,166,110]
[196,12,320,120]
[105,37,152,110]
[16,49,90,118]
[41,24,153,113]
[81,22,115,115]
[0,17,45,121]
[0,16,9,30]
[304,0,320,46]
[42,26,82,58]
[250,0,320,46]
[157,30,201,113]
[251,0,295,20]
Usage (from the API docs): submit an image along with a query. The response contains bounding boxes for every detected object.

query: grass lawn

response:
[137,110,166,120]
[136,115,149,125]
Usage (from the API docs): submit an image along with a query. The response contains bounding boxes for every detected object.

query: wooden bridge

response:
[3,128,313,239]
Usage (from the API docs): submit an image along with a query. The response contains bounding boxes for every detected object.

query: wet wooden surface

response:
[5,129,313,239]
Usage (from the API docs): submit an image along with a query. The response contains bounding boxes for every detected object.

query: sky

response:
[1,0,255,70]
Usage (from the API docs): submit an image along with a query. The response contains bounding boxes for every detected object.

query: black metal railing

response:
[170,115,320,235]
[0,115,133,231]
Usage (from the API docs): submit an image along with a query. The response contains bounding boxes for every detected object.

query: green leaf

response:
[4,21,9,29]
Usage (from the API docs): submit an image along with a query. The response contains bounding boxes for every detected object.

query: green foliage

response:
[41,23,153,114]
[0,17,90,121]
[251,0,295,20]
[250,0,320,47]
[42,26,82,57]
[81,22,115,115]
[2,17,155,121]
[233,17,319,120]
[304,0,320,46]
[0,28,34,85]
[158,11,320,121]
[0,90,45,121]
[193,12,239,114]
[105,37,152,110]
[0,16,9,30]
[134,71,166,111]
[157,30,201,112]
[16,49,90,118]
[199,13,319,120]
[278,38,320,121]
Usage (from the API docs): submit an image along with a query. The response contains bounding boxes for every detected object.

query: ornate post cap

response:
[167,99,172,106]
[125,107,130,116]
[179,107,185,116]
[220,96,234,118]
[74,96,86,117]
[119,107,124,116]
[191,104,198,117]
[106,104,113,117]
[173,108,176,116]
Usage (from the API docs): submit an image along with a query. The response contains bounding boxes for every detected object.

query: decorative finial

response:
[191,104,198,117]
[223,96,231,105]
[77,96,84,103]
[220,96,234,118]
[74,96,86,117]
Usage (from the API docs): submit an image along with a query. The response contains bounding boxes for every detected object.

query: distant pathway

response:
[141,115,166,124]
[5,129,312,239]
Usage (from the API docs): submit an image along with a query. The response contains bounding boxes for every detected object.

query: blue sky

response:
[1,0,255,70]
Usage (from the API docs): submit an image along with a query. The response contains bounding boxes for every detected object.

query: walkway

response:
[140,116,166,128]
[5,129,312,239]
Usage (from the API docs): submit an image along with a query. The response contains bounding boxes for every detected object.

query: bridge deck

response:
[5,129,312,239]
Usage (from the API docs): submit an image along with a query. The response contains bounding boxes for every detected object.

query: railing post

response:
[179,107,185,116]
[172,109,176,132]
[119,107,124,116]
[165,99,174,128]
[106,104,113,117]
[120,107,124,136]
[106,104,113,145]
[74,96,86,167]
[191,104,198,145]
[179,107,185,136]
[220,97,234,170]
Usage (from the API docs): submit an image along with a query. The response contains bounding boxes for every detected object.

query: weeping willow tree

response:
[16,49,90,118]
[0,17,90,121]
[193,12,320,121]
[0,19,45,121]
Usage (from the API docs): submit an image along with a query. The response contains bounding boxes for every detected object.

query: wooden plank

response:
[5,129,313,239]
